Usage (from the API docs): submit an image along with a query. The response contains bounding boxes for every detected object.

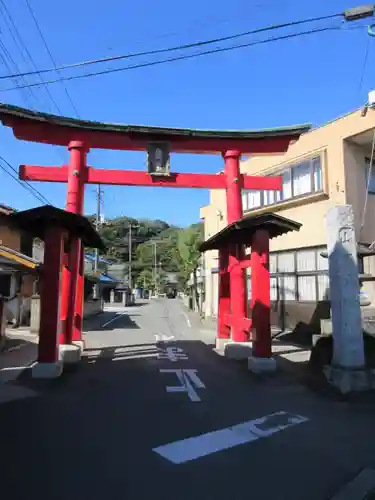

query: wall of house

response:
[343,139,375,307]
[0,219,20,251]
[200,108,375,334]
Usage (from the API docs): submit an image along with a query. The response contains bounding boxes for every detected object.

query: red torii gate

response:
[199,213,301,371]
[0,104,310,367]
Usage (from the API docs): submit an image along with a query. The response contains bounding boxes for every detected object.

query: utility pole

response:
[152,241,157,294]
[94,185,102,299]
[94,184,102,273]
[128,222,140,292]
[128,224,132,291]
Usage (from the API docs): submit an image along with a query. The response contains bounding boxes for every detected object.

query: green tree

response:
[177,222,204,285]
[136,269,153,289]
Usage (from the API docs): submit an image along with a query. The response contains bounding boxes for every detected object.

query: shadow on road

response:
[82,312,141,332]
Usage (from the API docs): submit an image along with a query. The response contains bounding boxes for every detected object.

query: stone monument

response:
[324,205,369,393]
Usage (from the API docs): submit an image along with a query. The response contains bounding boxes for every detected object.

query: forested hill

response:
[87,215,204,287]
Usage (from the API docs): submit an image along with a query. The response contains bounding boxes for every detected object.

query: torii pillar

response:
[59,141,88,356]
[9,205,104,378]
[223,150,247,344]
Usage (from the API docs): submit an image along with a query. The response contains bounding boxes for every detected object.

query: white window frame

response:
[269,246,328,303]
[243,155,323,212]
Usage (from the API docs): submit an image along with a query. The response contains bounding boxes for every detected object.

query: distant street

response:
[1,298,375,499]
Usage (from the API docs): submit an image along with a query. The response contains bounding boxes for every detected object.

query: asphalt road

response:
[2,298,375,500]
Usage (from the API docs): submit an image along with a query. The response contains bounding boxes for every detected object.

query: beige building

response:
[200,107,375,335]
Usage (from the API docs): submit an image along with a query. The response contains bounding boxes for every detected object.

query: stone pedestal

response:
[215,338,230,352]
[324,365,370,394]
[324,205,369,392]
[73,340,85,352]
[59,344,81,364]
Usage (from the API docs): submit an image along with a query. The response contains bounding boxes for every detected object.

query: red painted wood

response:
[223,152,248,342]
[224,314,252,332]
[243,174,282,191]
[7,119,297,154]
[228,243,248,342]
[20,165,70,183]
[251,229,271,358]
[59,141,87,346]
[224,150,243,224]
[72,244,84,343]
[20,165,283,191]
[38,227,63,363]
[227,255,251,272]
[88,169,228,188]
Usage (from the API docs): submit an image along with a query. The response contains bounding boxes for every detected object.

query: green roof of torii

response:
[0,103,312,153]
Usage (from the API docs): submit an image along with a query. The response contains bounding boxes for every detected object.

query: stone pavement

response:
[0,327,38,403]
[1,299,375,499]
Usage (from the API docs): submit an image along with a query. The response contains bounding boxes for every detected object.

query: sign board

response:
[147,142,171,176]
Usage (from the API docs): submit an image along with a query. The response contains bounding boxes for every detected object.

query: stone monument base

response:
[323,364,372,394]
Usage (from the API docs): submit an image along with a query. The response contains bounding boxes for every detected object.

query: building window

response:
[364,157,375,194]
[318,274,329,301]
[298,276,316,301]
[242,155,323,212]
[266,246,328,303]
[281,275,296,300]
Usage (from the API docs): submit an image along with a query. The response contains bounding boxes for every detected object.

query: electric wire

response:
[1,24,354,92]
[23,0,80,117]
[0,11,344,80]
[0,156,52,205]
[0,0,63,114]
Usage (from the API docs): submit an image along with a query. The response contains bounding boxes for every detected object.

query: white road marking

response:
[160,368,205,402]
[157,346,188,362]
[183,312,191,328]
[101,311,128,328]
[153,411,308,464]
[154,334,175,343]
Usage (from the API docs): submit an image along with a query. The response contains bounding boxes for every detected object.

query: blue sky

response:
[0,0,373,227]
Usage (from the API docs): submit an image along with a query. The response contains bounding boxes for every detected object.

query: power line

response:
[357,30,371,98]
[0,155,52,205]
[0,1,97,207]
[0,0,63,114]
[23,0,80,117]
[0,11,344,81]
[0,154,52,204]
[0,24,362,92]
